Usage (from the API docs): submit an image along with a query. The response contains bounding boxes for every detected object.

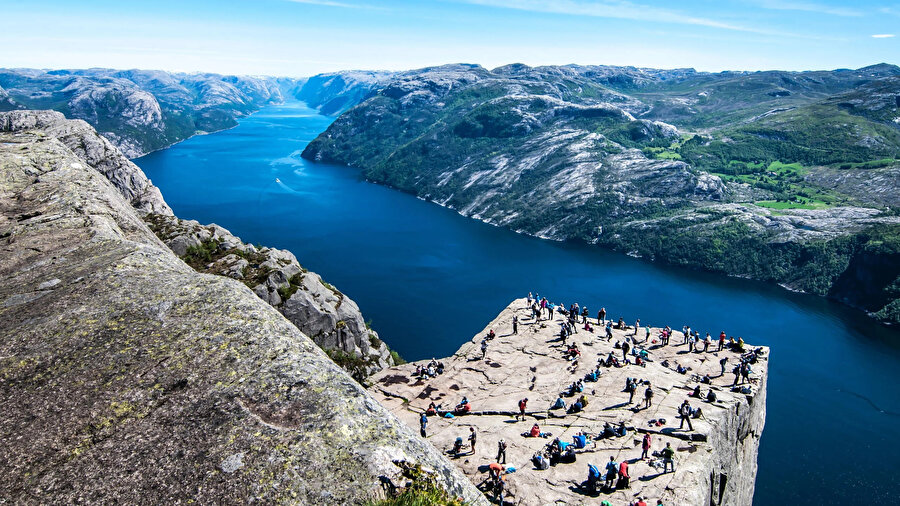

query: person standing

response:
[496,439,507,464]
[604,456,618,490]
[718,331,726,351]
[633,319,640,335]
[679,400,694,431]
[661,442,675,473]
[640,433,651,460]
[518,397,528,421]
[644,383,654,408]
[481,339,488,359]
[598,307,606,324]
[512,315,518,334]
[549,303,555,321]
[622,340,631,361]
[468,427,478,455]
[420,412,427,438]
[618,460,630,489]
[720,357,728,376]
[704,333,711,352]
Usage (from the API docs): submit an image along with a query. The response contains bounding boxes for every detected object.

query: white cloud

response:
[284,0,380,9]
[754,1,863,17]
[871,34,896,38]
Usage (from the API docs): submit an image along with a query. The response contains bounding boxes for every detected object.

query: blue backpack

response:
[588,464,601,479]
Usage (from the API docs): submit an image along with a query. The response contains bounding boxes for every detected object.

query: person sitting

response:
[551,396,566,410]
[530,424,541,437]
[583,321,594,332]
[487,329,496,340]
[706,390,718,403]
[617,421,628,437]
[533,452,550,470]
[426,402,437,416]
[676,364,688,374]
[578,394,589,408]
[560,445,577,463]
[575,379,584,393]
[586,369,599,382]
[691,385,701,397]
[452,437,464,455]
[573,433,588,449]
[701,374,712,384]
[568,400,583,414]
[454,400,471,414]
[601,422,617,439]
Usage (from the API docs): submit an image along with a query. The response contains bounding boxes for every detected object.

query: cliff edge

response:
[0,113,485,504]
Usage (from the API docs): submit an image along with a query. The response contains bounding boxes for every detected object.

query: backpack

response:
[588,464,600,479]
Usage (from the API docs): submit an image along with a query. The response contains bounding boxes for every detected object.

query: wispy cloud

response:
[871,34,896,38]
[460,0,816,38]
[753,1,863,17]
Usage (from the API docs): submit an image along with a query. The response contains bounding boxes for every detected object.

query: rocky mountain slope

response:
[301,63,900,324]
[0,109,393,376]
[294,70,395,115]
[0,110,483,504]
[0,69,302,157]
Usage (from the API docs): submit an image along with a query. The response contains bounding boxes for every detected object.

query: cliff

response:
[0,109,393,376]
[370,299,769,505]
[0,112,485,504]
[301,63,900,324]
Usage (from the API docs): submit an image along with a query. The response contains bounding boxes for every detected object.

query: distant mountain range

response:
[300,63,900,324]
[4,63,899,324]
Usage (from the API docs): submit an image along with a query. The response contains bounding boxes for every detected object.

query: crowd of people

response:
[409,291,764,505]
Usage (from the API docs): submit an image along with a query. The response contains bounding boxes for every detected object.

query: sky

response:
[2,0,898,76]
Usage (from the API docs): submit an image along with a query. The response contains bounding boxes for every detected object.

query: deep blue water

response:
[137,101,900,505]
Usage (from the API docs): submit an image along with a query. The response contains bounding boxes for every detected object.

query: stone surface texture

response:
[0,117,483,504]
[370,299,768,506]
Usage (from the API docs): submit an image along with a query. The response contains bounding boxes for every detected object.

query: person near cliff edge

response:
[419,412,427,438]
[598,307,606,324]
[513,315,518,334]
[469,427,478,455]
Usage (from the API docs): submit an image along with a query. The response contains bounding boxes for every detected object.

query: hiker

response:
[587,463,602,492]
[497,439,507,464]
[420,412,427,437]
[633,498,648,506]
[741,363,752,384]
[517,398,528,421]
[533,452,550,470]
[645,325,651,342]
[633,319,640,335]
[720,357,728,376]
[605,321,613,341]
[644,383,654,408]
[626,378,636,404]
[549,303,555,321]
[530,424,541,437]
[493,474,505,504]
[598,307,606,324]
[622,340,631,361]
[604,456,618,489]
[661,442,675,473]
[661,328,669,346]
[719,331,726,351]
[618,460,630,489]
[679,400,694,431]
[551,396,566,410]
[641,433,651,460]
[706,390,717,403]
[733,364,741,386]
[426,402,437,416]
[468,427,478,455]
[513,315,518,334]
[481,339,488,359]
[691,385,701,397]
[704,333,712,352]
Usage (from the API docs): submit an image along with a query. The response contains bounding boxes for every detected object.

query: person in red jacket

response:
[641,432,652,460]
[518,397,528,421]
[618,460,630,488]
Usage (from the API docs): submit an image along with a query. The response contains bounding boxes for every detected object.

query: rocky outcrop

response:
[0,69,303,157]
[370,299,768,505]
[144,214,395,377]
[294,70,396,115]
[0,116,484,504]
[0,110,171,215]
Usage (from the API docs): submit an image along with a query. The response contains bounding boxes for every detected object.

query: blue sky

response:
[2,0,898,76]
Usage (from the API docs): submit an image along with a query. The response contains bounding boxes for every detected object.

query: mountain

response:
[293,70,396,115]
[301,63,900,324]
[0,68,303,157]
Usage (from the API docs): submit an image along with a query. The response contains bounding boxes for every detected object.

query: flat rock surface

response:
[370,299,769,505]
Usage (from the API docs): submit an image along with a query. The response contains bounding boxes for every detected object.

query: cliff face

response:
[0,69,301,157]
[369,299,768,505]
[1,110,393,376]
[0,113,484,504]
